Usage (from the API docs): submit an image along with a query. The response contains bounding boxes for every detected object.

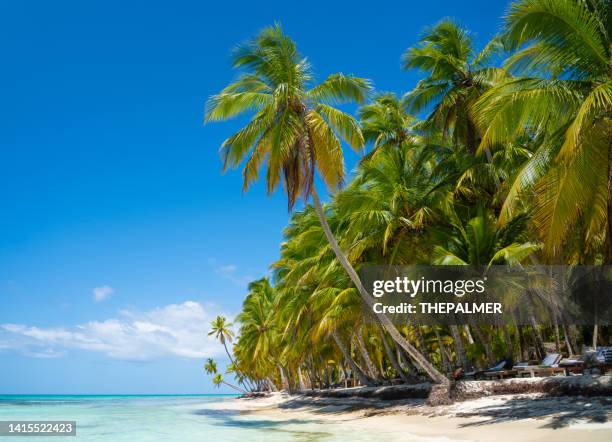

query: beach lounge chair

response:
[453,359,507,380]
[481,359,516,379]
[597,347,612,374]
[516,353,564,377]
[559,356,584,375]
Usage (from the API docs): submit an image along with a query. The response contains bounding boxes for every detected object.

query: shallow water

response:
[0,395,421,441]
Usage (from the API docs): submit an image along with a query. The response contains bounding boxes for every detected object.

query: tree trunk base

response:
[426,383,454,406]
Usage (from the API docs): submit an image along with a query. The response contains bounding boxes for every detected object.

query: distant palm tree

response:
[206,24,448,384]
[204,358,217,375]
[212,373,223,388]
[402,19,505,153]
[212,373,247,393]
[208,315,236,365]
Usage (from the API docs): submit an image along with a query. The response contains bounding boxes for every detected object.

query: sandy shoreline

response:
[204,391,612,441]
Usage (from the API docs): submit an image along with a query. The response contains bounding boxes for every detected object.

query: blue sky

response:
[0,0,507,394]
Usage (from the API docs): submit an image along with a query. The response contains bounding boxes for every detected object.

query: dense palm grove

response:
[205,0,611,391]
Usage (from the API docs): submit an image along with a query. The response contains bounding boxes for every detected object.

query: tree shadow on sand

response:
[454,396,612,429]
[277,396,423,417]
[193,407,329,435]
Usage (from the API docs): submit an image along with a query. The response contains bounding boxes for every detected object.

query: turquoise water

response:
[0,395,405,441]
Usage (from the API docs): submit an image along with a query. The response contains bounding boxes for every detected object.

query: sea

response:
[0,395,405,441]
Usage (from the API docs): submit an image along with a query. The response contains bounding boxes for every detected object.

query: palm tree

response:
[206,25,448,384]
[358,93,420,161]
[212,373,247,393]
[205,24,368,210]
[402,19,505,153]
[208,315,236,365]
[431,207,542,364]
[430,209,540,266]
[204,358,217,375]
[474,0,611,261]
[206,357,250,393]
[336,131,450,263]
[212,373,223,388]
[272,206,379,386]
[234,278,285,388]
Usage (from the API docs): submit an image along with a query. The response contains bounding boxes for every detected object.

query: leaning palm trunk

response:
[297,366,306,391]
[449,325,469,370]
[307,359,320,389]
[470,323,494,365]
[380,328,410,383]
[502,325,514,359]
[397,347,420,379]
[222,380,248,394]
[562,324,573,355]
[529,315,545,359]
[463,325,475,345]
[410,318,431,362]
[279,365,289,391]
[312,187,448,385]
[331,330,374,386]
[569,325,581,353]
[221,340,253,390]
[433,327,452,374]
[355,330,380,380]
[221,341,235,366]
[517,324,527,360]
[265,377,278,392]
[553,318,561,353]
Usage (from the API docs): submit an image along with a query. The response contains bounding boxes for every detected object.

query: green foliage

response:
[205,24,371,209]
[402,19,507,152]
[204,358,217,375]
[207,2,612,389]
[212,374,223,388]
[476,0,611,259]
[208,316,235,345]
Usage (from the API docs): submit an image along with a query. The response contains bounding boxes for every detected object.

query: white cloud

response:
[93,285,114,302]
[0,301,230,361]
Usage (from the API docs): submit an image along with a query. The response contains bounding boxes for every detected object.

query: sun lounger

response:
[482,359,515,379]
[516,353,564,378]
[519,366,566,377]
[596,347,612,374]
[453,359,512,380]
[559,356,584,375]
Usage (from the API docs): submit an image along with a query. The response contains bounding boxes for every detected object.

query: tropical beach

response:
[211,390,612,442]
[1,0,611,440]
[203,0,612,395]
[199,0,612,438]
[1,389,610,441]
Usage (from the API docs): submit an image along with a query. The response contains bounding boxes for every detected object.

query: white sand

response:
[204,392,612,441]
